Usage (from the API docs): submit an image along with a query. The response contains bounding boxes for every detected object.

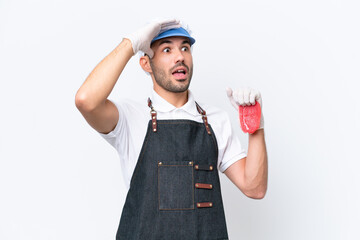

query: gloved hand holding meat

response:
[226,87,264,134]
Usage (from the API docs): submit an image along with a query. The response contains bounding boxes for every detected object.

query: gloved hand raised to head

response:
[226,87,264,134]
[124,19,181,58]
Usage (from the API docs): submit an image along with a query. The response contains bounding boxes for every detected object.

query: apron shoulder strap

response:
[147,98,211,135]
[195,101,212,135]
[147,98,157,132]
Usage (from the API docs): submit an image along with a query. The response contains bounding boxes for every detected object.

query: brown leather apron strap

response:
[196,202,213,208]
[147,98,157,132]
[195,101,211,135]
[195,183,213,189]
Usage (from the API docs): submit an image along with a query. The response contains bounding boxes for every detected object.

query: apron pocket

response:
[158,161,194,210]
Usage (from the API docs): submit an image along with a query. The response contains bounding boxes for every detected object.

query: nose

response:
[174,48,185,63]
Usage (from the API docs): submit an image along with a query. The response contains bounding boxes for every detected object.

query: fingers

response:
[225,87,239,111]
[147,18,180,36]
[226,87,233,98]
[160,19,180,28]
[243,88,251,106]
[233,88,246,106]
[255,90,262,107]
[249,89,257,105]
[250,89,262,107]
[159,19,181,33]
[230,87,262,107]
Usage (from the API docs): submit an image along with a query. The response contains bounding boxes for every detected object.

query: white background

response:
[1,0,359,239]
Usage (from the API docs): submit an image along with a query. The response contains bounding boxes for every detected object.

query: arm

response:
[224,129,268,199]
[224,87,268,199]
[75,19,181,134]
[75,39,133,134]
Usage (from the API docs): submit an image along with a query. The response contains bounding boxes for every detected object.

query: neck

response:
[153,86,188,108]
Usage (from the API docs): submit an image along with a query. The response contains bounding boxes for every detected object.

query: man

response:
[75,19,268,240]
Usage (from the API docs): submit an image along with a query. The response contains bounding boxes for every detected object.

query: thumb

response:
[226,87,233,98]
[226,87,238,111]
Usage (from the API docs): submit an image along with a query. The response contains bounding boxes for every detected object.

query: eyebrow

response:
[158,39,191,47]
[182,40,191,46]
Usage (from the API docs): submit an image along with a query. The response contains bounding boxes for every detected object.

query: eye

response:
[181,46,189,51]
[163,47,170,53]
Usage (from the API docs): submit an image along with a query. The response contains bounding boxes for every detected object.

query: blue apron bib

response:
[116,99,229,240]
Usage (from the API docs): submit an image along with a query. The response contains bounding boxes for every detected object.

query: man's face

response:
[149,36,193,93]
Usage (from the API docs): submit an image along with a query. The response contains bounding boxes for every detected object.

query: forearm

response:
[244,129,268,197]
[76,38,134,111]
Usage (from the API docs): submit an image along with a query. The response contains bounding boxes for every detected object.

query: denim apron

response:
[116,98,229,240]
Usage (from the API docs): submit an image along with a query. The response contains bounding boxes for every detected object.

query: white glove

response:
[124,18,181,58]
[226,87,264,130]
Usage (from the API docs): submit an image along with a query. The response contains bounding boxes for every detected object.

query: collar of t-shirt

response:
[150,89,199,117]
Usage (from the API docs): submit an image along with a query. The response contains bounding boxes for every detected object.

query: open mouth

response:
[172,67,188,79]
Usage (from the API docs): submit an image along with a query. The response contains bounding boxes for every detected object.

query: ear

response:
[139,55,152,74]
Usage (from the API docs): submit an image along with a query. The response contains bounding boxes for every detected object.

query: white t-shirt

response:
[99,89,247,190]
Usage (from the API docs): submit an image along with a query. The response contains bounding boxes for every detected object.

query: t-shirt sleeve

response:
[97,99,127,150]
[217,111,247,173]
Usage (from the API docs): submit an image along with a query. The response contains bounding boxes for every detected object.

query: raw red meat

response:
[238,101,261,134]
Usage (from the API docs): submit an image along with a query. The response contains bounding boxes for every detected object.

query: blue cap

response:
[151,27,196,46]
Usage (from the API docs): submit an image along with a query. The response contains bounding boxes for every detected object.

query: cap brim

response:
[151,27,195,46]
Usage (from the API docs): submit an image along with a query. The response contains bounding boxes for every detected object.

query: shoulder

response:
[196,101,234,144]
[111,97,149,117]
[196,101,230,125]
